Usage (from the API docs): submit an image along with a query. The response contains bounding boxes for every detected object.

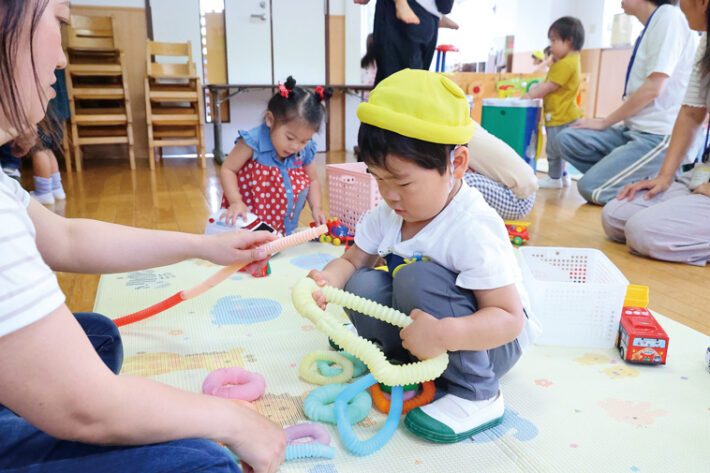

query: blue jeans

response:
[557,126,670,205]
[0,313,240,473]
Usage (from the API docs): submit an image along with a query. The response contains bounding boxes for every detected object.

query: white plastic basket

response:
[519,247,629,348]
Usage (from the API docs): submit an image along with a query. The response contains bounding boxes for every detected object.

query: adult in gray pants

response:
[556,0,697,205]
[601,5,710,268]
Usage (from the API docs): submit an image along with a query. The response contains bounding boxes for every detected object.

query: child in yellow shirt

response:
[523,16,585,188]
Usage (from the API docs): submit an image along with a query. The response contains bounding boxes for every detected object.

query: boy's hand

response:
[307,269,332,309]
[220,202,250,227]
[400,309,448,360]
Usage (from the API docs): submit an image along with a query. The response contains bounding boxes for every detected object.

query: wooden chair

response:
[64,15,135,171]
[145,40,206,170]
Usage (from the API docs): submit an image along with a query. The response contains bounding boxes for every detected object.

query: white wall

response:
[71,0,144,6]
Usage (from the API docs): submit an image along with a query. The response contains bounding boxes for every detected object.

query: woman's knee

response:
[74,312,124,374]
[157,438,241,473]
[624,211,661,257]
[601,199,629,242]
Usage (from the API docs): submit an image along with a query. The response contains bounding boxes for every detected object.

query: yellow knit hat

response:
[357,69,475,144]
[532,50,545,60]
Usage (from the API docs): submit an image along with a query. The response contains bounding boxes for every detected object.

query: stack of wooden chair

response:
[64,14,135,171]
[145,40,206,170]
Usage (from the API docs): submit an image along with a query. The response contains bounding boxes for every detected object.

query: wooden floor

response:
[33,153,709,336]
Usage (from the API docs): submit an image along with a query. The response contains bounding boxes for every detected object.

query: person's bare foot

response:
[439,15,459,29]
[395,0,420,24]
[353,0,370,4]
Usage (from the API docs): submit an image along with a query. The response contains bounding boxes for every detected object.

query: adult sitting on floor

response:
[556,0,698,205]
[601,0,710,267]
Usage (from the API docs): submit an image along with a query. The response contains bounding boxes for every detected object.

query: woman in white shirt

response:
[601,0,710,267]
[0,1,285,472]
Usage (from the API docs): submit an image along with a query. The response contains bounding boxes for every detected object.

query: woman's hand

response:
[307,269,334,309]
[220,202,250,228]
[400,309,447,360]
[617,174,673,201]
[571,118,609,131]
[693,182,710,198]
[201,230,277,267]
[223,405,286,473]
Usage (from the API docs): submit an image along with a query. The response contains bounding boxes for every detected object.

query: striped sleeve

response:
[0,175,65,338]
[683,33,708,109]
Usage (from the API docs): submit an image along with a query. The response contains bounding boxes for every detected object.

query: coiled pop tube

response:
[291,278,448,386]
[114,225,327,327]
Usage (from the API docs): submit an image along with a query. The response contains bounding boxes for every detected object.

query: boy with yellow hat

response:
[308,69,541,443]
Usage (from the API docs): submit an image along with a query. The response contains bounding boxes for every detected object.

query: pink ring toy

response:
[383,389,417,402]
[202,367,265,401]
[285,422,331,446]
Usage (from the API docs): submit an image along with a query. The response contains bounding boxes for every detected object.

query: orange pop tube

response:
[115,225,327,327]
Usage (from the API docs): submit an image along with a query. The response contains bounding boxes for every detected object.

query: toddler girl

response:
[219,76,329,235]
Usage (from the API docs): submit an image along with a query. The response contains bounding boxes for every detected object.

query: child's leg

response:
[343,268,410,362]
[394,0,419,24]
[283,187,309,236]
[392,261,522,400]
[463,170,535,220]
[438,15,459,29]
[544,124,565,180]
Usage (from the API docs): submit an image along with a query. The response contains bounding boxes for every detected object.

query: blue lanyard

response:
[623,7,660,98]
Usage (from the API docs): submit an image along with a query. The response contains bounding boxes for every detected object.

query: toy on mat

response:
[202,367,266,401]
[113,225,328,327]
[291,278,448,455]
[284,423,336,460]
[205,211,278,236]
[505,220,531,246]
[310,218,354,249]
[616,285,668,365]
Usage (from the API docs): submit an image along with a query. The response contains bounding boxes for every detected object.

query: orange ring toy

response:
[369,381,436,415]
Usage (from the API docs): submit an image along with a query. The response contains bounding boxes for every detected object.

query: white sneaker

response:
[538,176,563,189]
[30,191,55,205]
[562,174,572,187]
[404,390,505,443]
[52,187,66,200]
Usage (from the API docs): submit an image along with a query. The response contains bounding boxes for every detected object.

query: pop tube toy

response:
[114,225,327,327]
[291,278,449,386]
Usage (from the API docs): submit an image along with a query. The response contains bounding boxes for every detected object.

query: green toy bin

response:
[481,98,542,170]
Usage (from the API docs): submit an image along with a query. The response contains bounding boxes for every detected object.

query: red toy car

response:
[310,218,355,249]
[617,307,669,365]
[504,220,530,246]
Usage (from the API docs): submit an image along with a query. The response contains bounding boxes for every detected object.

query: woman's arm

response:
[0,305,285,472]
[304,161,326,225]
[29,200,276,274]
[573,73,668,130]
[617,104,707,200]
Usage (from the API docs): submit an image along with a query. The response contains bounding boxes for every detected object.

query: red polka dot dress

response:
[221,123,316,235]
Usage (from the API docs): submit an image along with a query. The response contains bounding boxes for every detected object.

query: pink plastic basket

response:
[326,162,382,234]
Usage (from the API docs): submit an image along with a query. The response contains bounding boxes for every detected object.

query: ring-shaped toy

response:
[378,381,418,393]
[285,443,336,461]
[292,278,449,386]
[303,383,371,425]
[202,367,265,401]
[285,422,331,446]
[316,351,368,378]
[370,380,436,415]
[335,373,403,456]
[384,388,418,402]
[299,351,354,385]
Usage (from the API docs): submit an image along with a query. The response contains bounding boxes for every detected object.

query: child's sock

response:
[31,176,55,205]
[51,172,66,199]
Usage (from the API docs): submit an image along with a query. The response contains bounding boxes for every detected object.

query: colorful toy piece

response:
[311,218,355,249]
[505,220,531,246]
[113,224,328,327]
[202,367,266,401]
[291,278,448,455]
[616,285,668,365]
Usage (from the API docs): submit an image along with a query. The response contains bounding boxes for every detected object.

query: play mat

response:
[95,241,709,473]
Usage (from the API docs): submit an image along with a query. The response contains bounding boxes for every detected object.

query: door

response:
[225,0,273,84]
[271,0,325,85]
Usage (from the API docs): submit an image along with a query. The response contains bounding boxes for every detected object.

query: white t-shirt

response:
[355,182,541,348]
[0,171,65,338]
[624,4,698,135]
[683,32,710,109]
